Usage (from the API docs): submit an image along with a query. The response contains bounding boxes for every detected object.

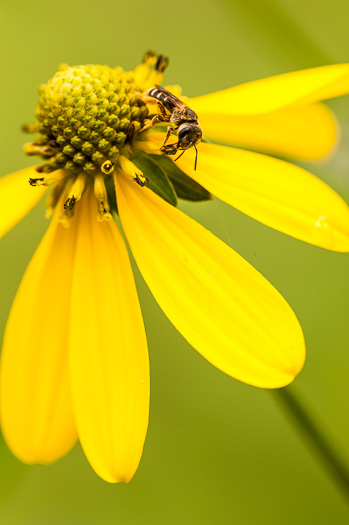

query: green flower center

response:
[24,64,149,174]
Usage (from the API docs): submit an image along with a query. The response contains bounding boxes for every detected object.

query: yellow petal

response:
[199,103,338,160]
[0,207,78,464]
[150,135,349,252]
[116,173,305,389]
[0,167,46,238]
[69,188,149,483]
[190,64,349,115]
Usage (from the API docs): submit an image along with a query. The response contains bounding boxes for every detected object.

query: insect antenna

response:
[194,145,198,171]
[174,149,186,162]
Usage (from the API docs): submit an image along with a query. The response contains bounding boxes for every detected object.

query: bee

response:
[140,85,202,170]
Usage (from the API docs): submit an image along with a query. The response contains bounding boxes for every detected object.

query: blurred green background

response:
[1,0,349,523]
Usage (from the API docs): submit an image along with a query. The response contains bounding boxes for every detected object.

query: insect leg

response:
[141,95,159,105]
[161,126,173,148]
[161,142,180,155]
[139,101,170,133]
[156,101,168,118]
[139,114,165,133]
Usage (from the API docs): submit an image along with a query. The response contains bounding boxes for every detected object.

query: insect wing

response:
[154,85,187,110]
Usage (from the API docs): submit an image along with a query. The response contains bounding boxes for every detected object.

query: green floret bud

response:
[65,160,77,170]
[118,94,127,104]
[98,139,110,152]
[131,107,140,119]
[107,114,119,127]
[86,105,98,116]
[63,144,76,157]
[63,127,74,138]
[83,161,97,174]
[68,117,81,128]
[103,127,116,139]
[128,94,137,106]
[96,108,108,120]
[56,152,68,164]
[94,120,105,131]
[56,135,68,146]
[109,102,120,114]
[89,131,100,143]
[107,145,119,161]
[81,115,95,127]
[91,151,105,165]
[77,126,90,138]
[81,141,95,155]
[120,104,130,118]
[71,135,83,148]
[51,125,60,136]
[73,153,86,165]
[115,132,126,144]
[25,63,149,174]
[57,116,67,127]
[119,118,130,131]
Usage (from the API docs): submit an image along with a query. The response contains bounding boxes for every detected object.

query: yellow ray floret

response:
[150,134,349,252]
[0,203,78,463]
[69,188,149,483]
[116,173,305,389]
[0,167,47,239]
[197,103,338,160]
[189,64,349,115]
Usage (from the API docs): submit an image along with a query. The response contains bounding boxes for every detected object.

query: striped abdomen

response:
[145,88,175,112]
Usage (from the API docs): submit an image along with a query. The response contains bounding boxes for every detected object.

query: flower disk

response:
[29,64,149,174]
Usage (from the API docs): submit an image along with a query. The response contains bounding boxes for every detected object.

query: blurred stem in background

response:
[219,0,332,69]
[272,387,349,503]
[220,0,349,505]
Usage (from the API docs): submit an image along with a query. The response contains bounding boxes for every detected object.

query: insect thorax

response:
[170,109,184,126]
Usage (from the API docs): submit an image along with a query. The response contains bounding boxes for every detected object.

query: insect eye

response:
[178,127,190,140]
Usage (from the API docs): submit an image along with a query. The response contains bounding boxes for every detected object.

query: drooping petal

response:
[189,64,349,115]
[199,103,338,160]
[116,173,305,389]
[0,167,46,238]
[69,188,149,483]
[0,207,78,463]
[150,134,349,252]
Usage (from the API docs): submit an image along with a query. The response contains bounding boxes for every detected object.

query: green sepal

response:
[149,154,212,202]
[133,153,178,207]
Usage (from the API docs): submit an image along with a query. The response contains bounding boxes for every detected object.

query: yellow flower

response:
[1,53,349,483]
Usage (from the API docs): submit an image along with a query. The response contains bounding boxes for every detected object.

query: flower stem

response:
[271,386,349,502]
